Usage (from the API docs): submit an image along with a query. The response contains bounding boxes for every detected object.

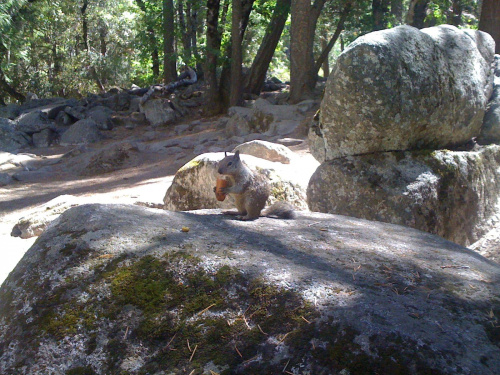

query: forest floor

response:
[0,114,313,284]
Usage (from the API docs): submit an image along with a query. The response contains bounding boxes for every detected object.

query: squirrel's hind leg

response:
[240,200,264,221]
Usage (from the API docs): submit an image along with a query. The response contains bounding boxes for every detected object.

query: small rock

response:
[174,124,190,135]
[32,129,56,148]
[233,140,294,164]
[0,172,14,186]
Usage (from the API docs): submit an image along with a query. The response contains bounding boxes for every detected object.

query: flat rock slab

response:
[1,204,499,374]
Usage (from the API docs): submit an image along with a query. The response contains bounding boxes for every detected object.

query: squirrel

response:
[215,150,296,221]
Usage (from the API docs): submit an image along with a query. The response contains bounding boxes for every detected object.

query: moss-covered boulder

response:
[307,145,500,247]
[0,204,499,374]
[163,152,309,212]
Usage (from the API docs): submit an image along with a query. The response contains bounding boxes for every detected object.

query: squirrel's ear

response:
[234,150,240,159]
[225,151,228,157]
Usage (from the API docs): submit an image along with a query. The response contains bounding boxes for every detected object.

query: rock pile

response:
[0,84,204,152]
[308,25,500,248]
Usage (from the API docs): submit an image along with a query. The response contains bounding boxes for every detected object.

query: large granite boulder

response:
[226,98,306,137]
[140,98,177,127]
[310,25,495,162]
[479,54,500,144]
[60,119,104,146]
[15,110,54,135]
[85,105,114,130]
[11,195,80,239]
[0,204,499,374]
[307,145,500,247]
[163,152,310,212]
[0,119,30,151]
[232,140,294,164]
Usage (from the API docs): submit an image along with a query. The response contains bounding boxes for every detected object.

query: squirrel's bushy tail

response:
[262,201,296,219]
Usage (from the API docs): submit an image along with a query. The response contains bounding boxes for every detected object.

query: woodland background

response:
[1,0,499,113]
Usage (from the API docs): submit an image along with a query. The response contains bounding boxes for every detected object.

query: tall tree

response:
[244,0,291,95]
[313,1,352,78]
[135,0,160,78]
[447,0,463,26]
[289,0,327,103]
[81,0,105,92]
[177,0,192,64]
[406,0,429,29]
[163,0,176,83]
[229,0,243,107]
[479,0,500,54]
[372,0,390,30]
[391,0,403,25]
[205,0,223,114]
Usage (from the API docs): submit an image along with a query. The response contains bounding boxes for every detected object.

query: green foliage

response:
[0,0,484,102]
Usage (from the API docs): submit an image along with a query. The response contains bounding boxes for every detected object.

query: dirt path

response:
[0,122,205,284]
[0,119,312,284]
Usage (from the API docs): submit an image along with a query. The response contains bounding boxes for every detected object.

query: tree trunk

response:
[244,0,290,95]
[135,0,160,77]
[313,1,352,77]
[447,0,463,26]
[479,0,500,54]
[0,65,26,103]
[406,0,429,29]
[188,2,203,74]
[99,20,107,56]
[289,0,325,103]
[321,37,329,78]
[372,0,390,30]
[178,0,192,64]
[81,0,105,92]
[391,0,403,25]
[205,0,223,114]
[163,0,177,83]
[81,0,90,52]
[219,0,254,109]
[229,0,243,107]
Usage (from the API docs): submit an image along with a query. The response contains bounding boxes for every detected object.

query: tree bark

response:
[0,65,25,103]
[289,0,327,103]
[229,0,243,107]
[205,0,223,114]
[135,0,160,77]
[406,0,429,29]
[372,0,390,30]
[219,0,254,109]
[244,0,291,95]
[81,0,105,92]
[81,0,90,52]
[163,0,177,83]
[178,0,192,64]
[391,0,403,25]
[447,0,463,26]
[479,0,500,54]
[313,1,352,77]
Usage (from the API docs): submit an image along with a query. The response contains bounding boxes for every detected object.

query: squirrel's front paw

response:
[213,186,216,193]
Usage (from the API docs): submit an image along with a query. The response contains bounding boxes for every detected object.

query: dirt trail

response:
[0,120,312,284]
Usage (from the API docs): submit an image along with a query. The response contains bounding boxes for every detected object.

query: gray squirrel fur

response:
[216,151,296,221]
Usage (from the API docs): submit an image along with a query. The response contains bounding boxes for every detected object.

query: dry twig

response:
[235,345,243,358]
[197,303,216,316]
[189,344,198,362]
